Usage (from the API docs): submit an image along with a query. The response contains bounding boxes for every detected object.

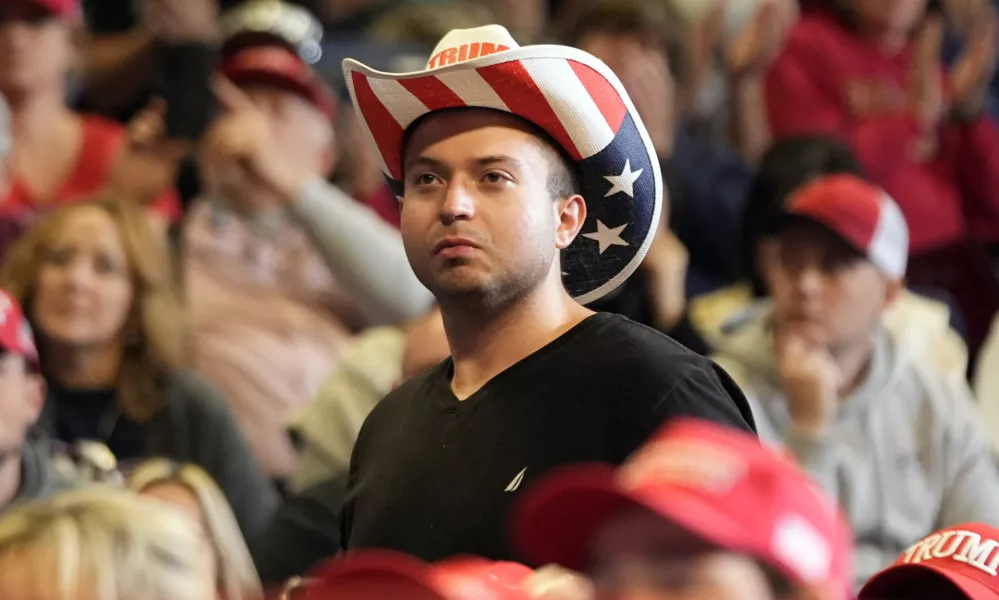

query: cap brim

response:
[307,551,447,600]
[513,465,758,573]
[224,68,335,120]
[774,213,869,258]
[860,563,993,600]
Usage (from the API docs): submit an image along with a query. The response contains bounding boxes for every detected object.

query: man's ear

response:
[554,194,587,250]
[25,373,45,425]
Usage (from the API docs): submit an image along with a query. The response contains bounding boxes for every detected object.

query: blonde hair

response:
[0,487,215,600]
[0,197,186,422]
[129,459,263,600]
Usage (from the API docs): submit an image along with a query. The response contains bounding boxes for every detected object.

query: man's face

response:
[590,511,785,600]
[0,353,42,457]
[401,109,583,305]
[763,223,898,351]
[0,4,75,95]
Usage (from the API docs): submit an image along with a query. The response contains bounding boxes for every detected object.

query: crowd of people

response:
[0,0,999,598]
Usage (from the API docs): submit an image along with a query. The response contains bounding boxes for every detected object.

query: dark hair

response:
[558,0,685,79]
[529,137,581,201]
[741,136,864,296]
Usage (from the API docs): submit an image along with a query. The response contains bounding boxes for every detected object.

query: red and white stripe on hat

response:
[343,25,629,181]
[787,175,909,279]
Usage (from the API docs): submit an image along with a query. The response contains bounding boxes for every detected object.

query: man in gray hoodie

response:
[0,287,68,513]
[712,174,999,587]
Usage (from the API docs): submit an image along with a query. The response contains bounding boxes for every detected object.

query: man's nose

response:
[793,264,824,296]
[439,180,476,224]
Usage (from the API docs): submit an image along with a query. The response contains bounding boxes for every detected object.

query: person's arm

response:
[713,350,842,497]
[936,382,999,528]
[287,179,435,325]
[79,28,158,116]
[250,472,348,585]
[170,372,280,539]
[729,76,771,166]
[288,327,406,493]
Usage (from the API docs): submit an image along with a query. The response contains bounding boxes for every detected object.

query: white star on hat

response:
[583,220,630,254]
[604,159,644,198]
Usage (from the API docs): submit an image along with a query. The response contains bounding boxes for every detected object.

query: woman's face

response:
[33,207,134,351]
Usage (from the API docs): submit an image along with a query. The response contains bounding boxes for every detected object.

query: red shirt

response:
[765,10,999,254]
[0,115,181,222]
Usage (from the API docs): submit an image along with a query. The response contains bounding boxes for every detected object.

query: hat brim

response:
[773,213,869,259]
[224,67,336,120]
[342,44,662,304]
[859,563,993,600]
[307,551,447,600]
[513,464,776,576]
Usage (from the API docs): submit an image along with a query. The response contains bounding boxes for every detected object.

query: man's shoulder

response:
[584,314,755,432]
[584,313,719,379]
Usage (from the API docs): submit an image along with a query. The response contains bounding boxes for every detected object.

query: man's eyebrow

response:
[404,155,449,173]
[404,154,527,172]
[473,155,527,170]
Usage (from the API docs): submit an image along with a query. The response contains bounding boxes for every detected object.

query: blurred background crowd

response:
[1,0,999,598]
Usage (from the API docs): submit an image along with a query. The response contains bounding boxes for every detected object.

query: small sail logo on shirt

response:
[505,468,527,492]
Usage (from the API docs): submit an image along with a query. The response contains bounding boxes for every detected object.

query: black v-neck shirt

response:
[341,312,755,562]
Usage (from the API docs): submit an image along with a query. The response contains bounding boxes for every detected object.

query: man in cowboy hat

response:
[338,24,754,561]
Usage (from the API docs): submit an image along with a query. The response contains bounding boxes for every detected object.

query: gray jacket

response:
[712,307,999,586]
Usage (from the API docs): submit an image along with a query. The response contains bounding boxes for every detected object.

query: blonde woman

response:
[0,487,216,600]
[130,459,263,600]
[0,198,277,537]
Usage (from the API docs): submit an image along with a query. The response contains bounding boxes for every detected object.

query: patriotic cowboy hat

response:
[342,24,663,303]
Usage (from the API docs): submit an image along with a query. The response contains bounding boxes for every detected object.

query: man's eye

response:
[482,172,509,185]
[415,173,439,186]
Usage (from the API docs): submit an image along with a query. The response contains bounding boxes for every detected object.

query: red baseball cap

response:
[781,174,909,279]
[514,419,854,598]
[304,550,534,600]
[0,289,37,366]
[860,524,999,599]
[220,44,336,121]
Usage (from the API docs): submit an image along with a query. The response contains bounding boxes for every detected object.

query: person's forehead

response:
[403,109,548,167]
